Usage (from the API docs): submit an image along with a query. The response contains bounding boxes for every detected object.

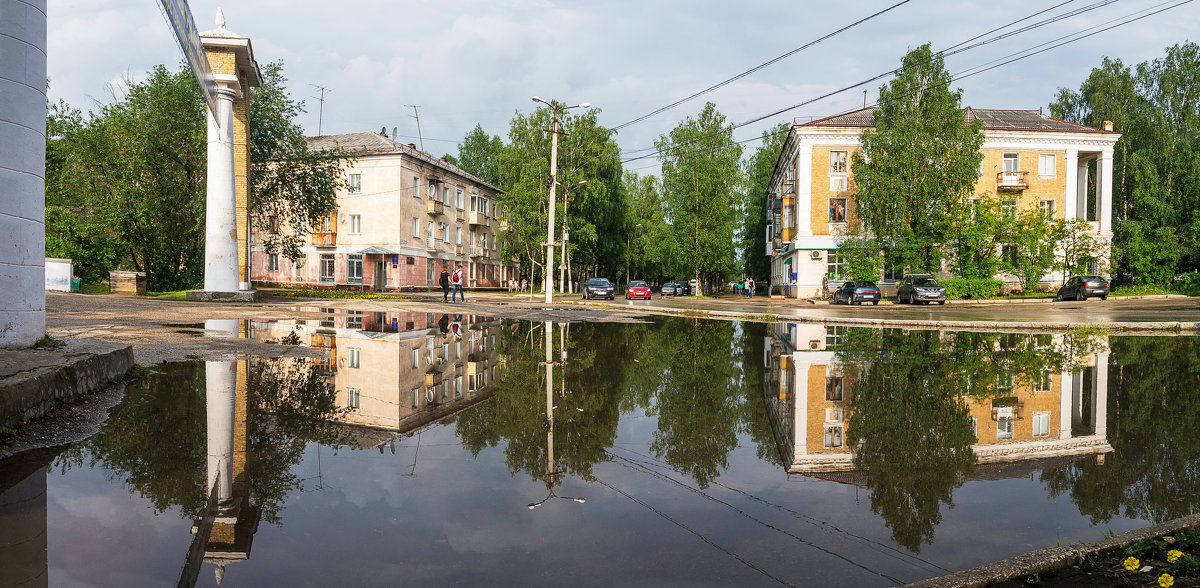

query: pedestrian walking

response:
[747,277,755,298]
[821,272,830,300]
[451,265,466,303]
[439,264,451,302]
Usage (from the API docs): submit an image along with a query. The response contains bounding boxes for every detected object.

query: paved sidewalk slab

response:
[0,338,133,430]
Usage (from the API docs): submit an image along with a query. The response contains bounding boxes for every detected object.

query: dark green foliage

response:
[852,44,985,273]
[1050,43,1200,282]
[942,277,1003,299]
[656,102,744,291]
[455,124,504,186]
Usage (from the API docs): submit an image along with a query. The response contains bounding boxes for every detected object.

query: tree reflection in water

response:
[55,357,351,525]
[832,327,1104,552]
[1040,336,1200,525]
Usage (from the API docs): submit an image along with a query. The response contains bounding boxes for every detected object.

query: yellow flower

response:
[1158,573,1174,588]
[1124,556,1140,572]
[1167,549,1184,564]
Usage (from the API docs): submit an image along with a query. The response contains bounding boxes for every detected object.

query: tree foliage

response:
[1050,43,1200,282]
[45,62,343,288]
[852,43,984,273]
[656,102,744,290]
[455,124,505,186]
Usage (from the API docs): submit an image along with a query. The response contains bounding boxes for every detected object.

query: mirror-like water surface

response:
[2,313,1199,587]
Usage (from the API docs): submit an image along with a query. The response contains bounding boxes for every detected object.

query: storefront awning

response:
[782,257,792,264]
[358,246,400,255]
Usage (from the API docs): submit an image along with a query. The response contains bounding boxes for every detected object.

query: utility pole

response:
[405,105,424,152]
[531,97,590,304]
[309,84,332,135]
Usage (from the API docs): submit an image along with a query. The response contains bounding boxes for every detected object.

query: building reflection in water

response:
[762,322,1112,474]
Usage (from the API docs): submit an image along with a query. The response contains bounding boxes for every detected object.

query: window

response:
[966,198,980,221]
[1038,153,1056,177]
[456,227,462,245]
[268,215,279,233]
[427,221,434,241]
[347,310,362,330]
[413,217,420,237]
[829,150,848,174]
[829,198,847,223]
[996,407,1014,440]
[349,214,361,234]
[348,348,360,368]
[1035,370,1053,392]
[1038,199,1056,220]
[295,255,306,277]
[1001,198,1018,222]
[348,173,361,193]
[1002,244,1018,266]
[971,417,978,439]
[319,254,335,282]
[1032,412,1051,437]
[827,251,846,280]
[443,186,452,206]
[824,425,844,448]
[348,254,363,284]
[456,188,464,209]
[442,223,450,242]
[826,376,844,401]
[347,388,360,409]
[411,387,419,408]
[412,177,420,198]
[268,253,279,272]
[1002,153,1020,185]
[411,349,419,369]
[997,374,1015,396]
[782,204,794,229]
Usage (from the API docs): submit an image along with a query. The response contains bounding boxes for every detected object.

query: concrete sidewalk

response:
[1,338,133,432]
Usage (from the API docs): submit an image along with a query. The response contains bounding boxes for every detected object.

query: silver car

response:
[895,274,946,305]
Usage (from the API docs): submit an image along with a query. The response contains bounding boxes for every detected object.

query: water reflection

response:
[762,323,1112,550]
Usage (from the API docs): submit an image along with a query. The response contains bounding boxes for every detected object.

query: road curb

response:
[0,338,134,431]
[908,513,1200,587]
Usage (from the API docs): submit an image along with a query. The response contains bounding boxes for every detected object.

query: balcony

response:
[425,238,439,253]
[996,171,1029,192]
[470,245,487,259]
[468,210,489,227]
[425,199,444,216]
[311,232,336,247]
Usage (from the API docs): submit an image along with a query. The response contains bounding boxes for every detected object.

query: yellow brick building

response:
[766,108,1121,298]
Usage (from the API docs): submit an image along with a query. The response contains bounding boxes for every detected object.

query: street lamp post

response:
[532,96,589,304]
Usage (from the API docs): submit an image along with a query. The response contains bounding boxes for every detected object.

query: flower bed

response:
[992,531,1200,587]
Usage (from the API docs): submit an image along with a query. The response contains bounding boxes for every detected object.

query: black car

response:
[895,274,947,305]
[584,277,615,300]
[660,282,677,297]
[1056,275,1110,301]
[832,280,881,305]
[671,281,690,296]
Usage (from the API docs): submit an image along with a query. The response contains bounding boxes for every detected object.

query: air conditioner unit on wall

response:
[811,250,822,260]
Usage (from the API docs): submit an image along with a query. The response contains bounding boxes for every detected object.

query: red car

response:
[625,280,652,300]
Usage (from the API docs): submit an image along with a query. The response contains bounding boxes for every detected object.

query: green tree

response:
[1056,219,1108,281]
[835,231,883,280]
[455,124,504,186]
[948,196,1003,279]
[1000,207,1059,292]
[250,61,351,261]
[656,102,744,291]
[852,43,985,273]
[741,123,790,282]
[621,171,670,283]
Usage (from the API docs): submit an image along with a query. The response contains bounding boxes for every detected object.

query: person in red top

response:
[451,265,466,303]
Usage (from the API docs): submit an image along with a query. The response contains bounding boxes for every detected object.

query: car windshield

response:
[912,277,940,286]
[630,281,646,287]
[587,279,610,286]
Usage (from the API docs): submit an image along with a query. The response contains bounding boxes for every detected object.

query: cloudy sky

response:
[47,0,1197,174]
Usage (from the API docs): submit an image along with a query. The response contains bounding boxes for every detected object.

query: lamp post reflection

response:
[529,321,585,510]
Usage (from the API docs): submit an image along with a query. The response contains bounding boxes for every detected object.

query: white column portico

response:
[1098,150,1114,235]
[0,0,47,348]
[1063,150,1079,222]
[203,83,240,293]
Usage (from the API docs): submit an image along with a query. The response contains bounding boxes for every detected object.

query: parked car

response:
[661,282,677,297]
[672,281,690,296]
[583,277,615,300]
[1056,276,1110,301]
[625,280,652,300]
[832,280,882,305]
[895,274,947,305]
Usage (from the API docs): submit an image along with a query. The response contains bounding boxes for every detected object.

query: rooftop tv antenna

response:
[405,104,424,152]
[309,84,333,135]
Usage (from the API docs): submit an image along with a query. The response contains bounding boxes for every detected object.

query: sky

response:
[47,0,1198,175]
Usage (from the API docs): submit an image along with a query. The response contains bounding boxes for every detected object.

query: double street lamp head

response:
[531,96,591,111]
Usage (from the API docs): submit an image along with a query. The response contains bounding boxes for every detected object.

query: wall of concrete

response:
[0,0,47,348]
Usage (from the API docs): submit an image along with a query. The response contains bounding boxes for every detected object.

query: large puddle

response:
[2,311,1198,586]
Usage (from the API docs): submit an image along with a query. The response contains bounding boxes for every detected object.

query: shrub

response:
[943,278,1003,299]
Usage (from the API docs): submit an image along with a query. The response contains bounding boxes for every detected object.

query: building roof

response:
[306,132,501,193]
[800,107,1110,134]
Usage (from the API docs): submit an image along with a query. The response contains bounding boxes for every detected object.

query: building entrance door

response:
[427,260,435,287]
[374,260,385,292]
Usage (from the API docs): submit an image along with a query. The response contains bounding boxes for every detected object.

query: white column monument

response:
[0,0,47,348]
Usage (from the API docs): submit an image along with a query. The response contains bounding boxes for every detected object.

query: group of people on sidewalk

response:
[439,264,466,303]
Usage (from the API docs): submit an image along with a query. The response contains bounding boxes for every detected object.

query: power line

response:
[620,0,1184,167]
[612,0,915,131]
